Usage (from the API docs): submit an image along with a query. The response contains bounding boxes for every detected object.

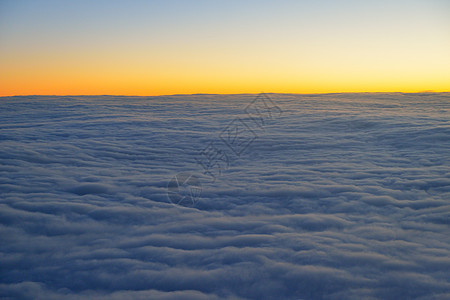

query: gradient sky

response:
[0,0,449,96]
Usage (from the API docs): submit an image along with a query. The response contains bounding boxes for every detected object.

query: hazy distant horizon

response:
[2,91,450,98]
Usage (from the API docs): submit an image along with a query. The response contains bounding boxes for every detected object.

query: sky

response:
[0,0,449,96]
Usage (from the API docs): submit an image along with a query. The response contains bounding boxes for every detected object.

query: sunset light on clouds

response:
[1,0,449,96]
[1,2,450,299]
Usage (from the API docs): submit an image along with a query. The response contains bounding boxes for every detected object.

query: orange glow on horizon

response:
[1,1,449,96]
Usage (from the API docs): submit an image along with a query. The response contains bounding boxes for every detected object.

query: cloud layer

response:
[1,93,449,299]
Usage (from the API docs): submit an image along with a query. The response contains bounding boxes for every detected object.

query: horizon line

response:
[1,91,449,98]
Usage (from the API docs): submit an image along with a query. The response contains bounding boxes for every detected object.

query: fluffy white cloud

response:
[0,93,449,299]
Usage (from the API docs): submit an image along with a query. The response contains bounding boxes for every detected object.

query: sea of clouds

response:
[0,93,449,299]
